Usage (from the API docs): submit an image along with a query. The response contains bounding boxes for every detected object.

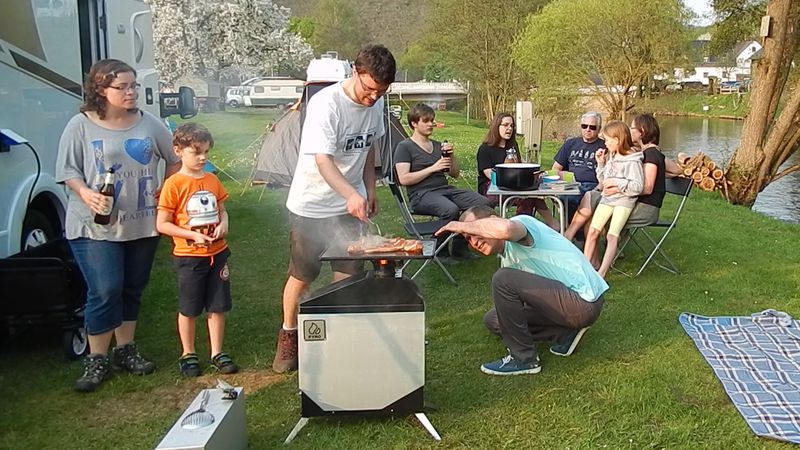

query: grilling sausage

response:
[347,237,423,254]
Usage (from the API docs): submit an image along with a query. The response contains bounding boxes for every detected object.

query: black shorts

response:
[288,213,363,282]
[173,247,232,317]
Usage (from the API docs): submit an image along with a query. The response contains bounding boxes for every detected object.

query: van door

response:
[103,0,159,117]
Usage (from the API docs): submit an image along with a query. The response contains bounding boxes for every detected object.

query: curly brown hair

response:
[80,59,137,120]
[172,123,214,150]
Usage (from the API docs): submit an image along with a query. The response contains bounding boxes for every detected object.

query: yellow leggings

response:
[590,203,632,237]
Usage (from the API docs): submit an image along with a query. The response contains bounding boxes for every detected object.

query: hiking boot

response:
[112,342,156,375]
[550,327,589,357]
[179,353,202,377]
[211,352,239,374]
[272,328,298,373]
[74,354,112,392]
[480,352,541,376]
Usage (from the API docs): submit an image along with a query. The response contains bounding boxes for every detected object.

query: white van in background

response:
[0,0,194,258]
[244,77,303,108]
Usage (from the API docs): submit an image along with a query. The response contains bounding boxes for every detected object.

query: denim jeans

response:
[69,236,160,335]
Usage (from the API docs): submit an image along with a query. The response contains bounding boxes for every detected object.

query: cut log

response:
[700,166,710,176]
[704,159,716,170]
[677,152,690,165]
[683,167,695,176]
[700,177,716,191]
[712,168,724,180]
[691,171,704,183]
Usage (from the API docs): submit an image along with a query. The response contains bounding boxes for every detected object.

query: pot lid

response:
[496,163,541,169]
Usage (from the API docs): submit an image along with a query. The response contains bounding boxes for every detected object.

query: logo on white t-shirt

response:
[345,132,375,152]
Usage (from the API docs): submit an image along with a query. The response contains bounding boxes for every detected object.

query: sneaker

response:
[480,352,541,376]
[74,354,112,392]
[112,341,156,375]
[211,352,239,374]
[549,327,589,357]
[179,353,202,377]
[272,328,298,373]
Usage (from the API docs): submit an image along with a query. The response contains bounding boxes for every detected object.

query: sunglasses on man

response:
[580,124,598,131]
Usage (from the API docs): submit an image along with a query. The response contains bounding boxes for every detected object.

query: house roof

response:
[733,40,761,59]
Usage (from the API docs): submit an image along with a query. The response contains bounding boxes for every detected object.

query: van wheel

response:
[21,209,57,251]
[228,100,239,108]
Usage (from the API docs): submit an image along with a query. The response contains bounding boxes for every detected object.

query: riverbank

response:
[633,91,749,119]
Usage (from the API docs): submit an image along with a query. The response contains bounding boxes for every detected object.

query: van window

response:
[271,86,281,92]
[254,86,264,94]
[296,87,303,93]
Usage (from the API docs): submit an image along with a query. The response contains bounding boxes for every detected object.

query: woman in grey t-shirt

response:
[55,59,180,392]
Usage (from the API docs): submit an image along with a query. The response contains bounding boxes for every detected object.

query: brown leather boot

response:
[272,328,298,373]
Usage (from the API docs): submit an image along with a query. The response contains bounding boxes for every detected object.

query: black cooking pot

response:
[493,163,542,190]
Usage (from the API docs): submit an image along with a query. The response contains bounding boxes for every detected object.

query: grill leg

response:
[283,417,309,444]
[415,412,441,441]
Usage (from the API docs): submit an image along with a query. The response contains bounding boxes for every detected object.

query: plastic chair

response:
[388,182,457,284]
[612,176,693,277]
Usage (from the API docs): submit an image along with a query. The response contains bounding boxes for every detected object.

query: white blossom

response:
[148,0,313,83]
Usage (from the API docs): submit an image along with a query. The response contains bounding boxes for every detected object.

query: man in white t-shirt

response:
[273,44,396,373]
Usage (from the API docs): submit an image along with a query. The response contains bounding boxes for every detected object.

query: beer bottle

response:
[94,168,115,225]
[441,140,453,173]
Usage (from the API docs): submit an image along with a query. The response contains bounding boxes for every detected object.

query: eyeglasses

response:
[107,83,141,92]
[357,73,388,97]
[580,124,598,131]
[500,123,515,128]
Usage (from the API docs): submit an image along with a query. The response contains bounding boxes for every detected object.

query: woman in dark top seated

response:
[476,112,557,229]
[564,113,682,244]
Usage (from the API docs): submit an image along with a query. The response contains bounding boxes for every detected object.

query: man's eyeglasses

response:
[107,83,141,92]
[580,124,598,131]
[357,73,388,97]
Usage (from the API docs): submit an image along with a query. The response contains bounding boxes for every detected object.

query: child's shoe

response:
[211,352,239,374]
[179,353,202,377]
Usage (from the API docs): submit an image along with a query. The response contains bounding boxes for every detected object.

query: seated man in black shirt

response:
[394,103,490,260]
[552,112,606,216]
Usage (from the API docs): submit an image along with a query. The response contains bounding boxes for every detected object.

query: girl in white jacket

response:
[583,120,644,277]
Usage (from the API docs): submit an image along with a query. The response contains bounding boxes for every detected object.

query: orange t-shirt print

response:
[158,172,229,256]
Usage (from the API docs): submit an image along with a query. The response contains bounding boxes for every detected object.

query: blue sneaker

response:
[480,353,541,376]
[549,327,589,357]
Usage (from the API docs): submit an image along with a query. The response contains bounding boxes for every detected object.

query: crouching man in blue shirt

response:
[436,205,609,375]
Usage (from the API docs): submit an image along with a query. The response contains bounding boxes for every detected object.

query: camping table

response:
[486,183,580,235]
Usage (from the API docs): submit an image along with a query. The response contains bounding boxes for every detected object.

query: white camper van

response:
[0,1,194,258]
[244,77,304,108]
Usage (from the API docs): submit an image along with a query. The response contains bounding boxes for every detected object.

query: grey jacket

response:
[595,151,644,208]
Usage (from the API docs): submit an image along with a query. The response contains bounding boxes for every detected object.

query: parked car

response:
[226,87,249,107]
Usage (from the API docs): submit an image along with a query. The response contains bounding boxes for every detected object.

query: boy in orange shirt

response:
[157,123,238,377]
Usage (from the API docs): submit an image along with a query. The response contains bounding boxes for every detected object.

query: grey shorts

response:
[288,213,364,282]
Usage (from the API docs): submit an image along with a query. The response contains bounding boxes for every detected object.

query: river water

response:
[549,116,800,224]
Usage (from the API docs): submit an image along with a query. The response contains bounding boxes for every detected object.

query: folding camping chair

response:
[388,182,457,284]
[613,176,693,277]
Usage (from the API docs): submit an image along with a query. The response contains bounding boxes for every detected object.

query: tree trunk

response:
[725,0,799,206]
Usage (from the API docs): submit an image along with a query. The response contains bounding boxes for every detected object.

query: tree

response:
[149,0,313,83]
[425,0,548,121]
[513,0,691,122]
[303,0,369,60]
[719,0,800,206]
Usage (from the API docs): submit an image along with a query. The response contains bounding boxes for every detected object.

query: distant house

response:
[673,39,762,86]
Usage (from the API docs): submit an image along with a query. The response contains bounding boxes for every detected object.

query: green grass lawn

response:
[1,109,798,449]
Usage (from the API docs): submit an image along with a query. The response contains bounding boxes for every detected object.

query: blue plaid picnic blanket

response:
[679,311,800,444]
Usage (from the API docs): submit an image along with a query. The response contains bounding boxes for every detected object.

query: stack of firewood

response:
[676,152,727,192]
